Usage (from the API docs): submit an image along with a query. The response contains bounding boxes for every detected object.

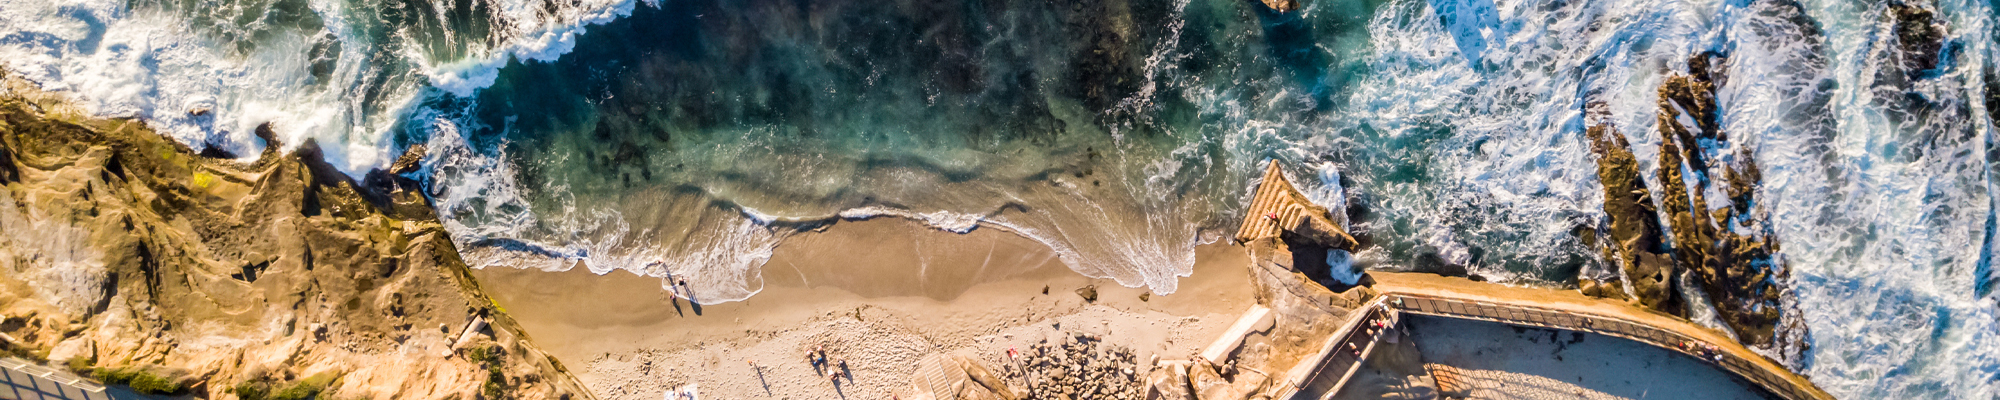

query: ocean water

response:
[2,0,1996,397]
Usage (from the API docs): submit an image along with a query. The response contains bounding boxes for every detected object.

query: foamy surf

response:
[0,0,644,175]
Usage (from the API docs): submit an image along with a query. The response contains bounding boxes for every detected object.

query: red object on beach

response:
[1008,347,1018,360]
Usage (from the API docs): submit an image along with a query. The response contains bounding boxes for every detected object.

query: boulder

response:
[955,356,1020,400]
[1255,0,1299,12]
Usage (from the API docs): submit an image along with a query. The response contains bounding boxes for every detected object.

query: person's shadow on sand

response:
[752,365,772,395]
[669,287,704,316]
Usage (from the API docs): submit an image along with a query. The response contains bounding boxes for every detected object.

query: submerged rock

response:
[1888,1,1947,80]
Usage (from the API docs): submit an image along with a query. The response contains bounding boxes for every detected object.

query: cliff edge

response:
[0,73,591,400]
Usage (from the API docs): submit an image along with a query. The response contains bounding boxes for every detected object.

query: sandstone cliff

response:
[0,74,590,400]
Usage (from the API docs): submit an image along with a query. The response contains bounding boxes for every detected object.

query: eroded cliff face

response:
[0,78,590,400]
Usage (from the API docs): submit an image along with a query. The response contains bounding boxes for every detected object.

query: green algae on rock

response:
[1651,53,1807,365]
[1580,114,1676,314]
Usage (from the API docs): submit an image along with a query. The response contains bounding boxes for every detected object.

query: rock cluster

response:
[1003,334,1143,400]
[1577,53,1809,365]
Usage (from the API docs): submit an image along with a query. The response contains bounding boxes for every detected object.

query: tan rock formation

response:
[0,76,589,399]
[1582,114,1678,314]
[1143,362,1195,400]
[1255,0,1299,12]
[1236,161,1356,252]
[1649,53,1807,364]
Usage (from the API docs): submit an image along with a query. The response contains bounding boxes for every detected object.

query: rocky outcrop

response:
[0,79,590,399]
[1870,0,1983,158]
[1657,54,1805,360]
[1578,51,1809,364]
[1581,111,1679,314]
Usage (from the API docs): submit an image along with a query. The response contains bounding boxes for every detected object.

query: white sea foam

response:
[836,206,987,233]
[420,0,638,97]
[1325,249,1363,286]
[0,0,644,175]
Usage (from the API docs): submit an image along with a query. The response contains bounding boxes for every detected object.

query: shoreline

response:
[474,217,1257,399]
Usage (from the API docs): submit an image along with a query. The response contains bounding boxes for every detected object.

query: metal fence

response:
[0,357,117,400]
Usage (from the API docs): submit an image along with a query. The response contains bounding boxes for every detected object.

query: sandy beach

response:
[474,218,1259,399]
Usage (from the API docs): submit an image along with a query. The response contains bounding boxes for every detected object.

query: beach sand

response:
[474,218,1259,399]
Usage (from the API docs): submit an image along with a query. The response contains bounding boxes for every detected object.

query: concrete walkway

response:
[0,357,139,400]
[1276,297,1398,400]
[1365,272,1831,400]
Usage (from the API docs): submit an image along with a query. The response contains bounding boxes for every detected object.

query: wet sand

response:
[474,218,1258,399]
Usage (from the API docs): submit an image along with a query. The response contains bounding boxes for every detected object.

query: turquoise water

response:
[3,0,1998,396]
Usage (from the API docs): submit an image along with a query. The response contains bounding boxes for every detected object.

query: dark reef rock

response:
[1064,0,1147,113]
[1581,114,1678,314]
[1650,53,1809,365]
[1888,1,1946,79]
[1986,66,2000,125]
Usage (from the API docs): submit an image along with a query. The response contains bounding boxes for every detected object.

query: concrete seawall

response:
[1268,272,1833,400]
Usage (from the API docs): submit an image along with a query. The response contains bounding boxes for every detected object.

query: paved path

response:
[0,357,133,400]
[1277,297,1398,400]
[1269,273,1832,400]
[1366,272,1831,400]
